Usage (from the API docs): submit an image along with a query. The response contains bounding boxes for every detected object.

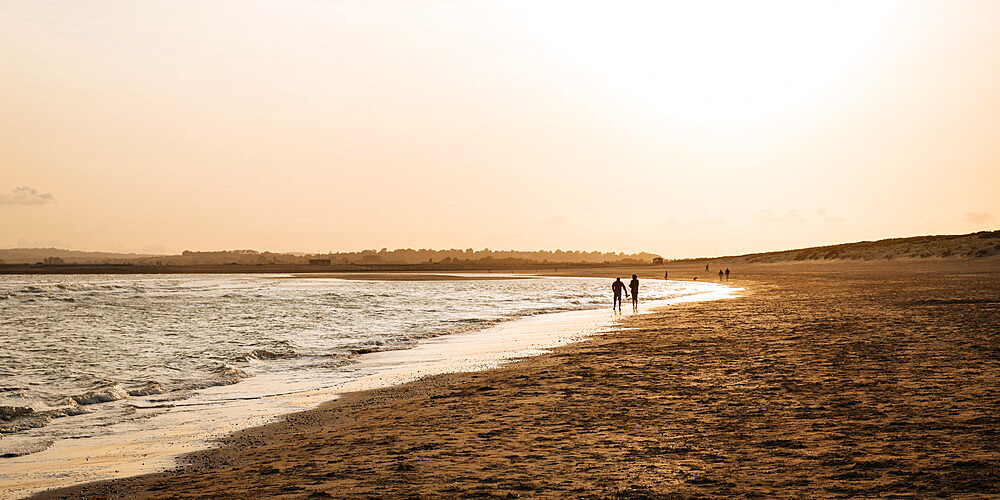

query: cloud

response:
[0,186,54,205]
[966,212,994,224]
[544,215,567,225]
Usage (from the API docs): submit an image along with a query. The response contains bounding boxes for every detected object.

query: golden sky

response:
[2,1,998,257]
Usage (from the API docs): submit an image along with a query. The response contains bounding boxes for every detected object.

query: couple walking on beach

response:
[612,275,639,313]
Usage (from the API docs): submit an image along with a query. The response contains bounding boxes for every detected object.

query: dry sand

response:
[34,260,1000,498]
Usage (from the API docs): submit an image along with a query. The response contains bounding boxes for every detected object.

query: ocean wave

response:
[297,354,357,370]
[206,364,254,387]
[0,405,34,420]
[15,283,148,297]
[238,348,297,362]
[71,383,130,405]
[349,346,383,355]
[450,318,491,324]
[52,405,92,417]
[0,404,92,434]
[46,369,255,404]
[127,381,168,397]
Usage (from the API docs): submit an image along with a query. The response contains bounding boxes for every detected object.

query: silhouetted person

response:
[725,268,730,280]
[664,271,668,280]
[719,269,724,280]
[629,274,639,312]
[612,277,628,312]
[705,263,709,271]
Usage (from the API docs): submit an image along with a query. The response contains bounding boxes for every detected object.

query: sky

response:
[1,1,998,258]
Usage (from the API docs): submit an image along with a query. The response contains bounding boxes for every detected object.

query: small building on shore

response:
[308,259,332,265]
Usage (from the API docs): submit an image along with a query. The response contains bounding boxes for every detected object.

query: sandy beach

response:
[7,1,1000,497]
[32,259,1000,498]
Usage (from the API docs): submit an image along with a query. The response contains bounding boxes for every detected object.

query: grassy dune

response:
[692,230,1000,263]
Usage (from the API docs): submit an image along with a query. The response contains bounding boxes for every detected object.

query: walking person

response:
[629,274,640,312]
[612,277,628,312]
[725,268,730,280]
[719,269,724,281]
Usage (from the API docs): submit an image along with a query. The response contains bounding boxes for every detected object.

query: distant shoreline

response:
[3,253,999,276]
[0,263,658,275]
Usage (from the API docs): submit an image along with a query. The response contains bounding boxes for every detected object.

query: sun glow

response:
[509,1,900,125]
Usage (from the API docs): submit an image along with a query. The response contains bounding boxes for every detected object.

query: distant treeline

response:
[0,248,157,265]
[0,248,661,266]
[156,249,660,266]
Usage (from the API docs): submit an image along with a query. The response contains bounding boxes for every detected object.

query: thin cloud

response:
[0,186,54,205]
[544,215,567,225]
[966,212,994,224]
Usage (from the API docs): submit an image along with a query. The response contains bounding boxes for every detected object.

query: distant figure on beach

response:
[612,277,628,312]
[629,274,639,312]
[705,263,709,271]
[725,268,730,280]
[664,271,668,280]
[718,270,724,280]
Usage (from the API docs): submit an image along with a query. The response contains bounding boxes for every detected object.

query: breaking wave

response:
[71,384,130,406]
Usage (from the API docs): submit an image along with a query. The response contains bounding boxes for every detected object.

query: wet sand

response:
[284,273,540,281]
[34,260,1000,498]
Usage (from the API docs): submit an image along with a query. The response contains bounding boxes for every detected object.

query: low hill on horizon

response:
[695,230,1000,264]
[0,248,159,265]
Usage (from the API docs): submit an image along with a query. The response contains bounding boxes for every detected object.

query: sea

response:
[0,273,734,497]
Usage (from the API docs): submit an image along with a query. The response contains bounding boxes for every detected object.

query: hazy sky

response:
[2,1,998,257]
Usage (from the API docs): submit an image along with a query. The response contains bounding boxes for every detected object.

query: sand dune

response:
[695,230,1000,263]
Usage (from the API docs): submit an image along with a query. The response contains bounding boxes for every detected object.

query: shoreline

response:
[2,276,734,499]
[0,264,655,276]
[25,260,1000,497]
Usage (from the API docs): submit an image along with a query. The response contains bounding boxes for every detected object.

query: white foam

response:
[70,384,129,406]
